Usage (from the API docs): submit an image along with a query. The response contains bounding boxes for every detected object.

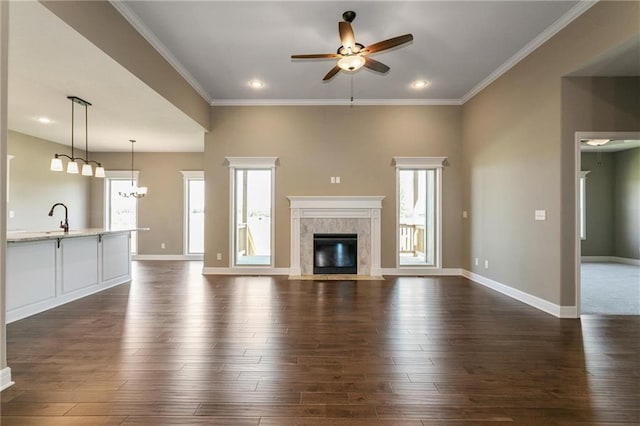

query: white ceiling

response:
[116,0,584,104]
[8,1,204,152]
[9,1,635,153]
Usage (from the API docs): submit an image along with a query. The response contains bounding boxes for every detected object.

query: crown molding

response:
[109,0,213,104]
[460,0,598,104]
[211,98,462,106]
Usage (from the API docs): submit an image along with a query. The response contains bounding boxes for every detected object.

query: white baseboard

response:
[382,267,463,276]
[133,254,203,261]
[461,270,577,318]
[581,256,640,266]
[0,367,14,391]
[202,267,290,275]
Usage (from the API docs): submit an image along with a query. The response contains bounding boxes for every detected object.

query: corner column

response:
[0,0,14,391]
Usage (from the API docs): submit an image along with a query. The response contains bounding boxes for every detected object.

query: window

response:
[105,171,139,254]
[579,171,590,240]
[227,157,277,267]
[181,171,205,255]
[394,157,445,268]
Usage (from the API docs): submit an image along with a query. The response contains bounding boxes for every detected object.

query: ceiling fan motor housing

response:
[342,11,356,23]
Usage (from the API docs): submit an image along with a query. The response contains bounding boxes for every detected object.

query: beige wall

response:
[614,147,640,260]
[581,152,615,256]
[40,0,211,131]
[204,105,463,269]
[462,2,639,306]
[90,151,203,255]
[8,130,91,231]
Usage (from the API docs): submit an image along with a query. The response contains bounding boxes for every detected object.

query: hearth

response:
[313,233,357,274]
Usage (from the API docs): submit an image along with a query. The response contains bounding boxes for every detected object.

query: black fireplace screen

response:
[313,233,357,274]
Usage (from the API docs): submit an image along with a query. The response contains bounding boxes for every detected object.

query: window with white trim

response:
[226,157,278,267]
[181,171,205,255]
[394,157,445,268]
[580,170,590,240]
[105,170,139,254]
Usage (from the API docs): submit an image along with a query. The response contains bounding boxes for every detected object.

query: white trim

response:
[109,0,213,104]
[212,98,462,107]
[460,0,597,103]
[579,171,590,179]
[228,160,277,268]
[382,268,462,276]
[203,267,290,276]
[581,256,640,266]
[393,157,447,169]
[225,157,278,169]
[0,367,13,391]
[133,254,203,261]
[462,270,577,318]
[287,196,385,210]
[180,170,204,179]
[394,159,444,269]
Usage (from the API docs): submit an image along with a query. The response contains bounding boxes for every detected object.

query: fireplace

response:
[287,196,384,277]
[313,233,357,274]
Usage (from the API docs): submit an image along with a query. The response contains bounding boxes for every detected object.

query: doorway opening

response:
[575,132,640,315]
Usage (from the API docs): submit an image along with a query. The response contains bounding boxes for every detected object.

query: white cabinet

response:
[6,231,132,323]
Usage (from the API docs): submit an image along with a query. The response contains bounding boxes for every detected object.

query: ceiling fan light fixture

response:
[337,55,365,71]
[584,139,611,146]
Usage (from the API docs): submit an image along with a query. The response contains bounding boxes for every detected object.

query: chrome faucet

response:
[48,203,69,233]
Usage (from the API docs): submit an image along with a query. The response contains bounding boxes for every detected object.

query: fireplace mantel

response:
[287,196,384,277]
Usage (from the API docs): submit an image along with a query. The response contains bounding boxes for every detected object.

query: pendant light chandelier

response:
[50,96,105,177]
[118,139,147,198]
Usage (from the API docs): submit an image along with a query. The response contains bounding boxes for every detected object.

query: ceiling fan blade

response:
[364,34,414,54]
[339,21,356,51]
[292,53,341,59]
[364,57,390,73]
[323,65,341,81]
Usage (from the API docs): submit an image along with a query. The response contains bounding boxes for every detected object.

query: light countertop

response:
[7,228,148,243]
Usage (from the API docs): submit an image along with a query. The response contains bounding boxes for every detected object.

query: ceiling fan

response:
[291,10,414,81]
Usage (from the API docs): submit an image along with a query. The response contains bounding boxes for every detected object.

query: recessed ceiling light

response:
[248,79,265,89]
[583,139,610,146]
[36,117,53,124]
[411,80,429,89]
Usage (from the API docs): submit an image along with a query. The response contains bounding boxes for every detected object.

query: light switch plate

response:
[9,210,14,218]
[463,211,468,219]
[535,210,546,221]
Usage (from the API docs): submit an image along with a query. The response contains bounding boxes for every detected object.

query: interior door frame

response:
[574,131,640,316]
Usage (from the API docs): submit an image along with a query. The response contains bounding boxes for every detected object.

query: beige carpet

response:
[289,274,384,281]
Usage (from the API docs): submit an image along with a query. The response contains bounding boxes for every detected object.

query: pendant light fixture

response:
[118,140,147,198]
[50,96,105,178]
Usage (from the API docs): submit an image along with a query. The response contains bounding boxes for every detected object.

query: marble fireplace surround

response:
[288,196,384,277]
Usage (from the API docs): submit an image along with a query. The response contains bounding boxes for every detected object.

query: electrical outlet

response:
[474,257,479,266]
[330,177,336,183]
[463,211,468,219]
[216,253,222,260]
[161,243,166,249]
[484,260,489,269]
[9,210,14,219]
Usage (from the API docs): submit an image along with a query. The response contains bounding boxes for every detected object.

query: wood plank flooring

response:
[2,261,639,425]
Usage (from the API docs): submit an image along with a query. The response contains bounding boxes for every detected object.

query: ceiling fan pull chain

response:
[350,74,354,105]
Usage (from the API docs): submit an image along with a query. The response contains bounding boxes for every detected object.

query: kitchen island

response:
[6,228,139,323]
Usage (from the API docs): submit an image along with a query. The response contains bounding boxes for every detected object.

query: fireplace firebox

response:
[313,233,357,274]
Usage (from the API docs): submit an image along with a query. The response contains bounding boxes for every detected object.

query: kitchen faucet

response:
[48,203,69,233]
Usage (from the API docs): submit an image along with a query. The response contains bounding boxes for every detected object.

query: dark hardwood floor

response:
[2,261,639,425]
